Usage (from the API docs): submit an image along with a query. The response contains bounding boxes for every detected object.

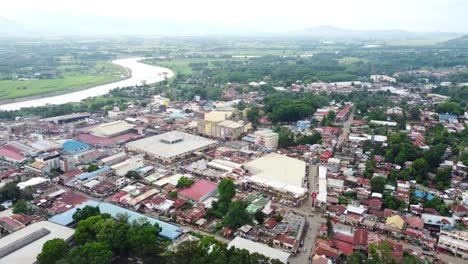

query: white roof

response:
[153,174,190,187]
[17,177,48,190]
[101,152,127,163]
[317,166,328,203]
[228,237,290,263]
[89,120,135,137]
[244,153,305,187]
[346,205,366,215]
[370,120,397,126]
[83,179,101,189]
[0,221,74,264]
[126,131,216,159]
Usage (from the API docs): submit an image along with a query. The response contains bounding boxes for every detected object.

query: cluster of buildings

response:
[0,71,467,264]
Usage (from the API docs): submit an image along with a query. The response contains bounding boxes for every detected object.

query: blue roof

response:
[77,166,111,181]
[414,190,425,198]
[426,193,435,201]
[49,200,183,240]
[169,112,187,119]
[63,140,90,153]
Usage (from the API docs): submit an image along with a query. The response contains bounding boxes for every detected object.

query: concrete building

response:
[88,120,135,138]
[202,120,251,140]
[111,155,145,176]
[101,152,128,166]
[438,230,468,259]
[126,131,216,164]
[243,153,307,205]
[0,221,75,264]
[41,112,90,124]
[59,155,76,173]
[228,237,290,263]
[254,130,279,150]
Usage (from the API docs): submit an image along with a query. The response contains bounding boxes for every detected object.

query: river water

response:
[0,57,174,111]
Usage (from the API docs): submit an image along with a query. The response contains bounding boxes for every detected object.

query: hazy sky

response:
[2,0,468,33]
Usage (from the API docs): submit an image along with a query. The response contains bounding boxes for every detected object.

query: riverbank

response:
[0,58,174,111]
[0,64,131,105]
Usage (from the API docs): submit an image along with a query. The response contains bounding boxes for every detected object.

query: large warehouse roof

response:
[49,200,183,240]
[126,131,216,159]
[0,221,74,264]
[89,120,135,138]
[228,237,290,263]
[243,153,306,187]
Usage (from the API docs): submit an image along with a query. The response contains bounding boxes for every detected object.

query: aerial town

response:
[1,1,468,262]
[0,68,466,264]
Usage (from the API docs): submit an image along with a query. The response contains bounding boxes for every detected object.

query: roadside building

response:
[243,153,307,205]
[228,236,290,264]
[178,179,218,202]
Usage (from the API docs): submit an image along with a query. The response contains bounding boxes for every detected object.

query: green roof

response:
[253,198,269,207]
[246,204,260,214]
[244,194,258,203]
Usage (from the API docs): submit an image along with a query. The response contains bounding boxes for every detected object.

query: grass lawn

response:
[338,57,366,65]
[0,63,128,100]
[154,58,229,75]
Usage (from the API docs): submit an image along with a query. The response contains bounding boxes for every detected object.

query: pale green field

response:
[0,63,127,100]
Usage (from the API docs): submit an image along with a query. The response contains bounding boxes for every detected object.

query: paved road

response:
[341,109,354,139]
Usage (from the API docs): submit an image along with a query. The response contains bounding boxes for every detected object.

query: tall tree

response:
[73,206,101,223]
[67,242,113,264]
[370,176,386,193]
[37,238,68,264]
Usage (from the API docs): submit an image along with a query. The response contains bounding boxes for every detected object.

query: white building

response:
[126,131,216,164]
[228,237,290,263]
[243,153,307,205]
[254,130,279,150]
[111,155,145,176]
[438,230,468,259]
[0,221,74,264]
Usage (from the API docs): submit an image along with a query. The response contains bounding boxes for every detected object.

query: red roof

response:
[76,132,141,146]
[405,217,424,229]
[332,239,353,256]
[315,244,342,259]
[61,169,82,179]
[452,204,468,213]
[333,233,354,244]
[337,105,350,119]
[59,191,88,206]
[321,151,333,158]
[0,147,24,161]
[10,214,34,225]
[185,208,205,221]
[0,217,25,230]
[369,199,383,208]
[264,217,278,229]
[178,179,217,201]
[354,228,368,246]
[275,234,297,246]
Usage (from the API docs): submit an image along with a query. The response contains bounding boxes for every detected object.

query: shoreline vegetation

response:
[0,63,131,104]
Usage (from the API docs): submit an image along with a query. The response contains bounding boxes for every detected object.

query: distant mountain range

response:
[443,34,468,47]
[291,25,461,40]
[0,16,465,43]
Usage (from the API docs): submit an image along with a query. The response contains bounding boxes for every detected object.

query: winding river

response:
[0,58,174,111]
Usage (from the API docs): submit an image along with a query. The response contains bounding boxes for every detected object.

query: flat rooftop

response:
[243,153,306,187]
[228,236,290,263]
[89,120,135,138]
[126,131,216,160]
[0,221,74,264]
